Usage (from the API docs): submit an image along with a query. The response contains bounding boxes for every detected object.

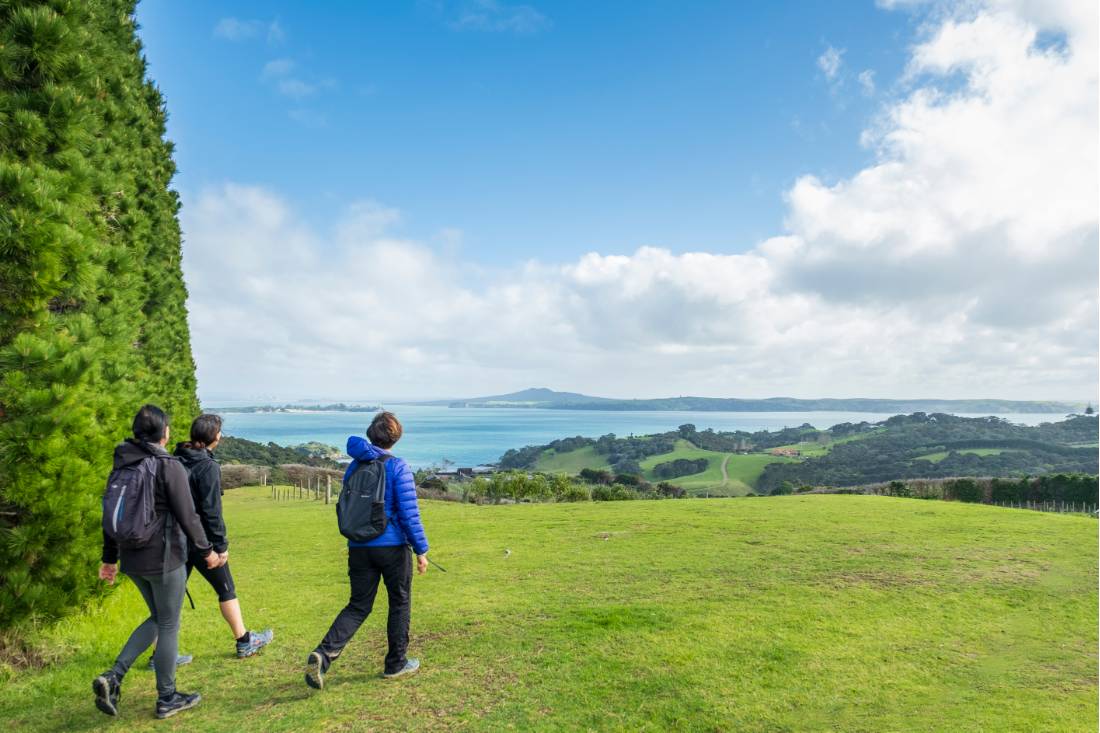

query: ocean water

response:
[218,405,1059,469]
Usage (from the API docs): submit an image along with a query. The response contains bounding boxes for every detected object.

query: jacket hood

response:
[113,439,167,469]
[346,436,389,462]
[174,442,214,468]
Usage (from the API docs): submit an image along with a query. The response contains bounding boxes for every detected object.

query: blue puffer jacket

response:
[344,437,429,555]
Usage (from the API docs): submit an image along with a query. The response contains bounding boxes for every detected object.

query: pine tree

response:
[0,0,198,626]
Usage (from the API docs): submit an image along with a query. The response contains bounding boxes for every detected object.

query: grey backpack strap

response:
[154,454,176,572]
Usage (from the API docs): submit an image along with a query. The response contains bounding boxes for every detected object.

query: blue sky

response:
[137,0,913,262]
[136,1,1098,403]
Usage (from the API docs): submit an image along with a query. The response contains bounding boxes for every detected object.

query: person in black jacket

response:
[175,414,273,658]
[95,405,223,720]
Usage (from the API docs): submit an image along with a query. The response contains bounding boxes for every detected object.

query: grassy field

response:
[535,439,796,495]
[637,440,796,495]
[535,445,611,474]
[2,487,1096,732]
[916,448,1021,463]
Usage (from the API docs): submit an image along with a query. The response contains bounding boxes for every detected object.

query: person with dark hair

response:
[304,411,430,690]
[95,405,225,720]
[175,413,273,658]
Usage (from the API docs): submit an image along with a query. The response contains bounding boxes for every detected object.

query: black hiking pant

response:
[316,545,412,674]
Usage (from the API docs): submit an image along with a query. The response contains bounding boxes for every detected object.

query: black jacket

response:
[174,443,229,554]
[102,440,213,575]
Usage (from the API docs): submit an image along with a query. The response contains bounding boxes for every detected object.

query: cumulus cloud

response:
[182,0,1097,401]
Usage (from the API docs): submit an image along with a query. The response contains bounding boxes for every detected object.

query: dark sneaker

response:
[304,651,325,690]
[155,691,201,719]
[236,628,274,658]
[92,671,121,716]
[147,653,193,671]
[383,658,420,679]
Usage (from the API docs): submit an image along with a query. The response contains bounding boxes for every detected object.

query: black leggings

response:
[186,552,237,602]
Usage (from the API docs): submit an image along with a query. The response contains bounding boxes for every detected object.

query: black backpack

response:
[102,454,169,549]
[337,455,391,542]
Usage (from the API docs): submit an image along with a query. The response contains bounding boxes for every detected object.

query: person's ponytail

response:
[188,413,223,450]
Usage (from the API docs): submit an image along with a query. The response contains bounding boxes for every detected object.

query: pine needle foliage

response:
[0,0,198,626]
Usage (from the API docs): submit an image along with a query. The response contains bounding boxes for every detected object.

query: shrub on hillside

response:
[652,458,709,479]
[946,478,984,503]
[592,484,639,501]
[557,483,592,502]
[0,1,199,626]
[580,468,613,485]
[221,465,266,490]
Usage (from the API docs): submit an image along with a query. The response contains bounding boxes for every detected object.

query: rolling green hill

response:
[2,487,1095,731]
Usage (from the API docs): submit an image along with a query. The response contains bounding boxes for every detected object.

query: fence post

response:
[326,475,331,505]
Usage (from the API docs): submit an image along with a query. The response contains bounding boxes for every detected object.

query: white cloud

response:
[858,69,876,95]
[183,0,1098,402]
[213,17,283,43]
[449,0,550,34]
[262,58,295,79]
[260,58,334,102]
[277,78,317,99]
[817,45,844,80]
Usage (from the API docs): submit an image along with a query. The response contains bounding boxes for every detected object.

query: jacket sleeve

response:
[102,528,119,564]
[163,459,213,555]
[192,462,229,553]
[391,459,429,555]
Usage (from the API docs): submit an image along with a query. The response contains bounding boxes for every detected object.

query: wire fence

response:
[989,500,1098,516]
[269,475,338,503]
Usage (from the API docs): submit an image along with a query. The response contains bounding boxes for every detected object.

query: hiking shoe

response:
[304,651,325,690]
[383,658,420,679]
[92,671,121,716]
[147,653,193,671]
[155,691,201,719]
[237,628,274,658]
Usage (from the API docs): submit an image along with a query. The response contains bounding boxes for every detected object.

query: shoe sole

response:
[304,653,324,690]
[238,632,274,658]
[92,677,117,716]
[383,666,420,680]
[155,694,201,719]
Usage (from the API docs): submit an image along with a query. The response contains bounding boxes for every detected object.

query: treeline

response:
[652,458,709,479]
[498,422,842,474]
[220,463,343,490]
[758,415,1098,491]
[435,470,687,504]
[793,474,1098,505]
[216,436,343,469]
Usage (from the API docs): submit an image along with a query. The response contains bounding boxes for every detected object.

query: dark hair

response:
[367,411,402,449]
[132,404,169,443]
[188,414,223,450]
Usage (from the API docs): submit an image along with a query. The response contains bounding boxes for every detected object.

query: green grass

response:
[5,488,1095,732]
[916,448,1021,463]
[534,445,610,474]
[536,439,795,495]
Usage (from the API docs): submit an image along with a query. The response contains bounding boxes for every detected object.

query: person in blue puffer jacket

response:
[305,411,429,690]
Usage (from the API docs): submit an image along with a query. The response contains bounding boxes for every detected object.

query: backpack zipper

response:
[112,485,127,534]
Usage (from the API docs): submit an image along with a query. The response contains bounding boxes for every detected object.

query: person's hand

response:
[416,554,428,575]
[218,551,229,565]
[99,563,118,585]
[205,550,221,569]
